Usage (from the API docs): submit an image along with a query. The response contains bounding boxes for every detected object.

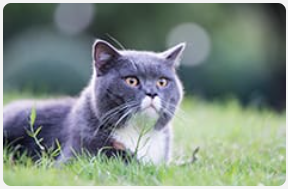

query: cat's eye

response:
[157,78,168,88]
[125,76,139,87]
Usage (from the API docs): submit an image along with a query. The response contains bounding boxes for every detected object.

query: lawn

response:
[3,92,286,186]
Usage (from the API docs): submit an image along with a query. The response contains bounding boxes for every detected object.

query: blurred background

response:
[3,3,286,111]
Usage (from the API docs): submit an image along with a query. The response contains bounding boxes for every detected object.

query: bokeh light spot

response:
[54,3,95,36]
[167,23,211,66]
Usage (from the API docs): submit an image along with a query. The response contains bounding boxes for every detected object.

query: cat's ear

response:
[161,43,186,67]
[92,39,120,74]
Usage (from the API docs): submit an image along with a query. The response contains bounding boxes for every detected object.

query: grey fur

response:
[3,39,185,163]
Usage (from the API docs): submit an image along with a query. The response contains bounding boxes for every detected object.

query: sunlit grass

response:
[3,92,286,186]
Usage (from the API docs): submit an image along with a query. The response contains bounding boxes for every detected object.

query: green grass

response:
[3,92,286,186]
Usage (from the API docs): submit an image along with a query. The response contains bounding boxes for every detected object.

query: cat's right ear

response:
[92,40,120,74]
[161,42,186,67]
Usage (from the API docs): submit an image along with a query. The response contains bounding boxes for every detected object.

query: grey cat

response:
[3,39,185,165]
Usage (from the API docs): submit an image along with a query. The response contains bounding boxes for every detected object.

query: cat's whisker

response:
[114,109,135,127]
[105,33,126,50]
[99,102,137,124]
[98,101,138,126]
[159,99,190,121]
[99,99,138,119]
[96,108,131,131]
[93,105,129,135]
[160,99,188,116]
[93,101,139,136]
[104,107,138,144]
[160,105,188,125]
[98,100,139,123]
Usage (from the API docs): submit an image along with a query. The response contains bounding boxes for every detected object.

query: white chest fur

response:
[112,115,167,165]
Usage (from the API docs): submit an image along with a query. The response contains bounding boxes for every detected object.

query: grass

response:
[3,92,286,186]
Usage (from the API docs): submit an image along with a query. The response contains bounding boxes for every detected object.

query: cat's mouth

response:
[143,104,158,112]
[140,98,161,118]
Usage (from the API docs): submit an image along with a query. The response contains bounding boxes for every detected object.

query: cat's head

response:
[91,39,185,130]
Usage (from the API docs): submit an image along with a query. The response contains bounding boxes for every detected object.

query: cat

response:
[3,39,185,165]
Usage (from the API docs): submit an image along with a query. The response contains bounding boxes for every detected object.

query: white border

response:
[0,1,287,188]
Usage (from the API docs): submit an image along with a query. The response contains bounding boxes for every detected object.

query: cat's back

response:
[4,98,76,123]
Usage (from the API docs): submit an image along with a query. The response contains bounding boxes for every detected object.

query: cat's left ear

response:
[92,39,121,75]
[161,43,186,67]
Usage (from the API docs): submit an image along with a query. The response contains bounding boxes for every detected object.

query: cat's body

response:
[3,40,185,165]
[4,98,75,155]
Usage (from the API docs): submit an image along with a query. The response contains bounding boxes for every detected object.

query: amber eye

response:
[125,76,139,87]
[157,78,168,88]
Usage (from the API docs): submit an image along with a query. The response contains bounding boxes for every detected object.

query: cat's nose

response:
[146,93,157,99]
